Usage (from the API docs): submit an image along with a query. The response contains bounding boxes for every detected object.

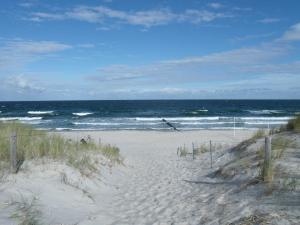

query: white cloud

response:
[4,75,45,93]
[77,43,95,48]
[231,32,275,42]
[232,7,252,12]
[207,3,223,9]
[8,40,71,53]
[19,2,35,8]
[163,45,286,65]
[179,10,231,24]
[87,43,288,85]
[281,22,300,41]
[0,40,71,71]
[258,18,281,24]
[28,5,233,28]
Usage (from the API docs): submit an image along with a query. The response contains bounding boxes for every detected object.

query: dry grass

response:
[194,143,226,154]
[286,114,300,132]
[194,144,210,154]
[271,136,296,159]
[256,135,298,189]
[0,122,122,175]
[60,172,94,201]
[229,213,269,225]
[256,136,296,160]
[177,145,189,157]
[9,196,43,225]
[251,129,267,140]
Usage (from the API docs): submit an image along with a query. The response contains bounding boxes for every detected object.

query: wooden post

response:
[233,117,236,137]
[10,132,17,173]
[263,136,272,182]
[192,142,195,160]
[210,140,213,168]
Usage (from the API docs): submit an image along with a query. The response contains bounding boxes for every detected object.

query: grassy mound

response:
[0,122,121,175]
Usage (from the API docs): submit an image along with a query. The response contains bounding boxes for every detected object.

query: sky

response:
[0,0,300,100]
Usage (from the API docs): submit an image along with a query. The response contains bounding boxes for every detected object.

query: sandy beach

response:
[0,130,255,224]
[62,130,255,225]
[1,129,299,224]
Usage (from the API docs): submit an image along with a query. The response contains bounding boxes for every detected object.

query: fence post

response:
[192,143,195,160]
[263,136,272,183]
[210,140,212,168]
[233,117,236,137]
[10,132,17,173]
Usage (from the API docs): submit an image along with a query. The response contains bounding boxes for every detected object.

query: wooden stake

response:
[263,136,272,183]
[210,140,213,168]
[10,132,17,173]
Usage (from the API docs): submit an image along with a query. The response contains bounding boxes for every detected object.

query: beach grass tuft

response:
[271,136,296,159]
[285,114,300,132]
[177,145,189,157]
[9,196,42,225]
[251,129,267,140]
[0,122,122,175]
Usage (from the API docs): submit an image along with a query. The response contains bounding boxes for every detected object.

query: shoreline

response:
[50,127,261,132]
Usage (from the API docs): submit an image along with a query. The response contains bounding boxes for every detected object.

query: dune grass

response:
[251,129,267,140]
[256,135,297,186]
[0,122,121,175]
[286,114,300,132]
[9,196,42,225]
[177,145,189,157]
[271,136,297,159]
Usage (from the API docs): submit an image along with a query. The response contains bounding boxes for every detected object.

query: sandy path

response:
[61,130,254,225]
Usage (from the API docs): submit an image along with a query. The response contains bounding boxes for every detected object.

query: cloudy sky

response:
[0,0,300,100]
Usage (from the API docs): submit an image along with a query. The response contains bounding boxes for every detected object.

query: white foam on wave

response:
[240,116,293,121]
[55,128,72,131]
[28,111,53,115]
[245,121,288,125]
[72,112,94,116]
[73,122,160,126]
[246,110,285,115]
[135,117,219,121]
[0,117,42,121]
[181,121,233,125]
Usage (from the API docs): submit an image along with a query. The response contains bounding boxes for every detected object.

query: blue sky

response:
[0,0,300,100]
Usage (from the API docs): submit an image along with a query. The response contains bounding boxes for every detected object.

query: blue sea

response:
[0,100,299,131]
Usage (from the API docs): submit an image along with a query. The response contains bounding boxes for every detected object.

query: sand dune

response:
[1,130,298,224]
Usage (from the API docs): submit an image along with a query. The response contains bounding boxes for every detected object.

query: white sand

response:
[0,130,258,225]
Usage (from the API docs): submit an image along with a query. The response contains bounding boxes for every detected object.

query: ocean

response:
[0,100,299,131]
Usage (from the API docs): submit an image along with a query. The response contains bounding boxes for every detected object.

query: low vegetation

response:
[9,196,43,225]
[256,136,296,161]
[286,114,300,132]
[251,129,267,140]
[177,142,227,158]
[177,145,189,157]
[0,122,122,175]
[230,213,269,225]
